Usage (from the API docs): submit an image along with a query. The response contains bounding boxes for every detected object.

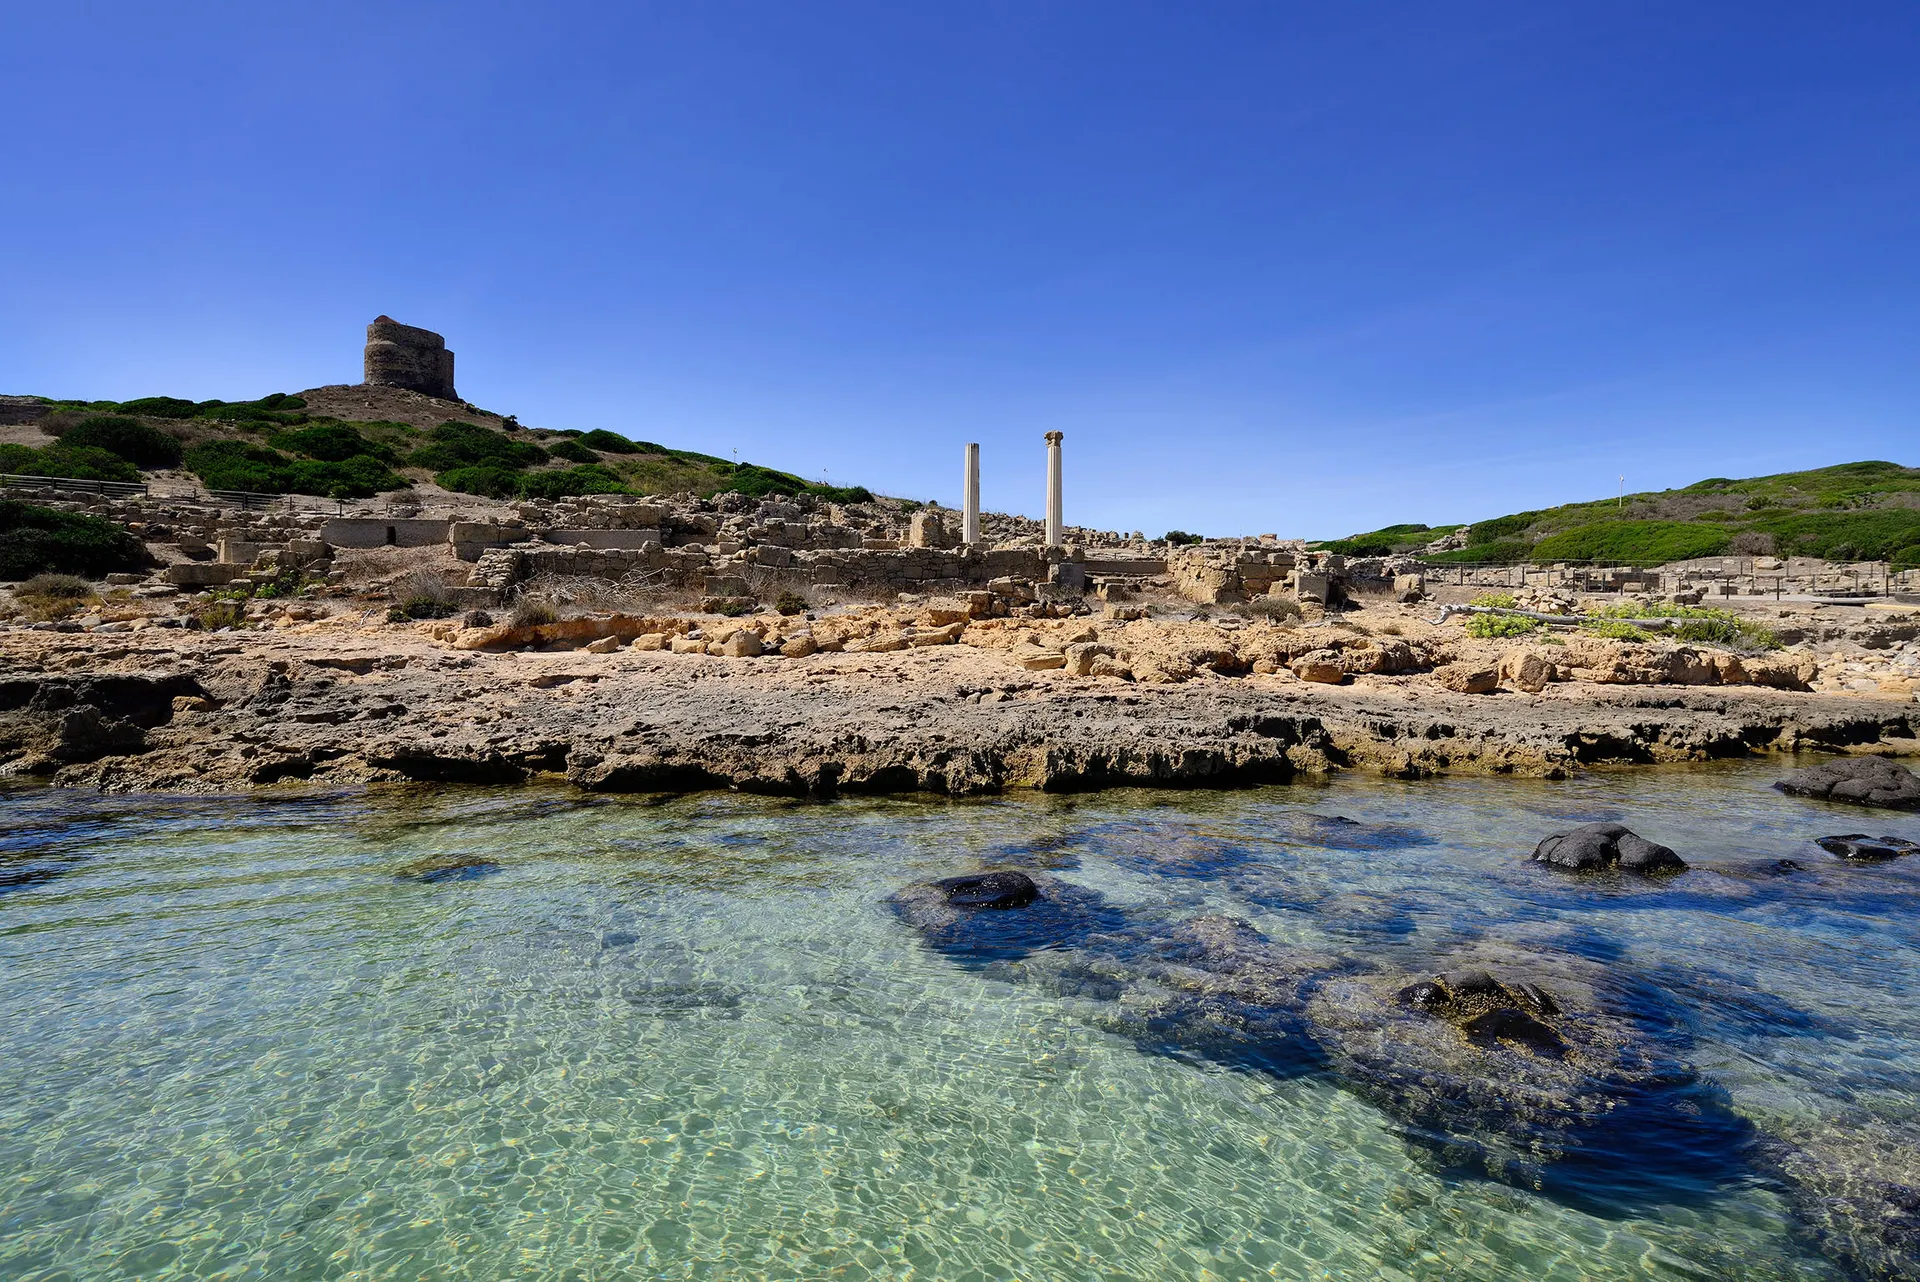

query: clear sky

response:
[4,2,1915,538]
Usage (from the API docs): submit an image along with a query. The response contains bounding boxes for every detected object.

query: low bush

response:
[111,396,201,418]
[548,439,602,464]
[0,501,144,580]
[195,599,249,630]
[60,416,184,467]
[410,421,548,472]
[517,464,631,500]
[1164,530,1203,546]
[509,598,556,628]
[186,439,407,498]
[1588,602,1780,651]
[1468,592,1518,609]
[267,423,396,464]
[580,429,637,454]
[0,442,144,483]
[1528,520,1732,566]
[13,572,96,621]
[1466,613,1543,639]
[775,590,808,616]
[435,465,525,498]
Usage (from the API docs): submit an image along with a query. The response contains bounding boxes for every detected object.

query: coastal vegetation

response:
[0,501,145,579]
[1320,462,1920,567]
[8,391,876,505]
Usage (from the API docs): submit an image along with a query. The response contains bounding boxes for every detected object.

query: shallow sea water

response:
[3,759,1918,1281]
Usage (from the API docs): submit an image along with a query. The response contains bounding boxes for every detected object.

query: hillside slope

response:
[1318,461,1920,568]
[0,384,873,505]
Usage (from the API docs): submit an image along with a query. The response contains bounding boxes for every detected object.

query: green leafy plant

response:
[1468,592,1518,609]
[1164,530,1203,546]
[580,429,638,454]
[0,501,144,580]
[775,590,808,616]
[195,599,249,630]
[0,442,144,483]
[547,439,601,465]
[1466,613,1543,639]
[59,416,184,468]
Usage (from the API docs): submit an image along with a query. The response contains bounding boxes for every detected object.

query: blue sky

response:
[4,2,1915,538]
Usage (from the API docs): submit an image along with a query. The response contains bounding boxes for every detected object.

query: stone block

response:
[1291,651,1346,684]
[1435,662,1500,694]
[670,638,707,655]
[1295,571,1333,604]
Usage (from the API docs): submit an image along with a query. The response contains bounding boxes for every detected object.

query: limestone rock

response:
[632,632,668,651]
[1775,755,1920,809]
[669,638,706,655]
[1011,644,1066,671]
[718,631,764,658]
[1063,642,1115,677]
[584,636,621,653]
[1291,651,1345,684]
[1435,662,1499,694]
[1499,647,1553,694]
[780,634,819,658]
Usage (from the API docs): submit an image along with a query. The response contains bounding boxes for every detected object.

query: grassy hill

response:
[1315,461,1920,569]
[0,385,873,505]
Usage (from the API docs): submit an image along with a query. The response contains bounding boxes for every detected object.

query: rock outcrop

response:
[1775,755,1920,809]
[1532,822,1687,875]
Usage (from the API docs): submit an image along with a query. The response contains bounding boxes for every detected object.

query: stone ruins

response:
[363,317,457,401]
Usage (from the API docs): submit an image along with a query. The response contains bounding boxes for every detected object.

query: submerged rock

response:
[1751,1114,1920,1282]
[1307,945,1751,1205]
[935,869,1038,908]
[889,870,1127,963]
[1776,756,1920,810]
[1815,833,1920,861]
[396,855,503,884]
[1532,822,1686,875]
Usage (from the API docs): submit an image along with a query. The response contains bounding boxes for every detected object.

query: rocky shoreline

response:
[3,612,1915,796]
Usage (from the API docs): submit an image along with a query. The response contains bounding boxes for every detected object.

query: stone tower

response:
[363,316,457,400]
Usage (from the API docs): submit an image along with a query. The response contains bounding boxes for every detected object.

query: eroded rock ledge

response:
[1,625,1915,796]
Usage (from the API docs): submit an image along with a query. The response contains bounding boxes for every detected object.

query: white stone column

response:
[1044,431,1064,547]
[962,443,980,544]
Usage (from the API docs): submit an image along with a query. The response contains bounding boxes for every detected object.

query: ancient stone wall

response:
[362,316,457,400]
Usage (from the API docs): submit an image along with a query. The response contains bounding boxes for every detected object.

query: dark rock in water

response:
[601,930,640,949]
[1289,813,1434,851]
[1776,755,1920,810]
[1815,834,1920,862]
[1397,980,1449,1011]
[1462,1006,1564,1053]
[1306,945,1752,1208]
[1532,822,1686,875]
[1772,859,1805,874]
[890,871,1127,963]
[936,869,1038,909]
[397,856,503,884]
[1751,1116,1920,1282]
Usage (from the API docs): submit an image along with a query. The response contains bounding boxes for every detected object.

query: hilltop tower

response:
[363,316,457,400]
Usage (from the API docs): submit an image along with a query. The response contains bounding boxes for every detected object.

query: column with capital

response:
[1044,431,1064,547]
[962,443,981,544]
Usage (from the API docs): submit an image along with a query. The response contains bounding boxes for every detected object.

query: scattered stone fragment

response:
[1532,821,1686,875]
[1434,662,1499,694]
[1775,755,1920,809]
[936,870,1038,909]
[1291,651,1345,684]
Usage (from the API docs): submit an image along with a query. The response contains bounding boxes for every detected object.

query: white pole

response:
[1044,432,1064,546]
[962,443,980,544]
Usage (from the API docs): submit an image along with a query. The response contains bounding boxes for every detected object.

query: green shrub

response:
[1528,520,1732,565]
[0,442,144,483]
[775,591,808,616]
[1465,613,1542,639]
[195,599,248,630]
[548,439,600,465]
[516,464,631,500]
[185,439,292,492]
[1424,539,1529,565]
[409,421,548,471]
[1164,531,1204,546]
[0,501,145,580]
[436,465,525,498]
[18,572,94,600]
[267,423,395,463]
[60,416,184,467]
[111,396,202,418]
[1467,512,1541,546]
[1749,509,1920,563]
[580,429,637,454]
[1588,602,1780,651]
[1468,592,1518,609]
[1581,618,1647,641]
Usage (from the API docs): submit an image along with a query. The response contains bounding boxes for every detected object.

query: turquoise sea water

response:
[3,761,1918,1281]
